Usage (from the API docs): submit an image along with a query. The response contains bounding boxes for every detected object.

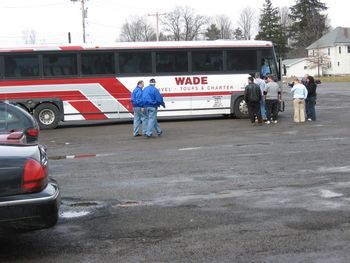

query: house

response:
[282,58,320,78]
[307,27,350,76]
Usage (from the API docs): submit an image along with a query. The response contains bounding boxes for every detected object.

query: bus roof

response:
[0,40,273,53]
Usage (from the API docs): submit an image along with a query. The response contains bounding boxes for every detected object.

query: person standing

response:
[305,75,317,121]
[254,72,267,121]
[291,78,308,123]
[131,80,147,137]
[142,78,165,138]
[244,76,262,125]
[264,75,282,124]
[261,59,271,79]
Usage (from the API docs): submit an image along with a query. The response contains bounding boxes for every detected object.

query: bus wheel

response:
[233,96,249,119]
[34,103,60,129]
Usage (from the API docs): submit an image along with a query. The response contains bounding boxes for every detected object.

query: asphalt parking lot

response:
[1,82,350,262]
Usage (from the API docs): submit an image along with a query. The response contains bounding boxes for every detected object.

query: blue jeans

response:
[133,107,147,136]
[145,107,162,136]
[306,96,316,121]
[260,100,267,119]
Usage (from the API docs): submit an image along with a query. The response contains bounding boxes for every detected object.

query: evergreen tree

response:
[205,24,221,40]
[289,0,328,48]
[256,0,288,58]
[233,27,244,40]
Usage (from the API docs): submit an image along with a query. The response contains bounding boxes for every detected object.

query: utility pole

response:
[148,12,166,41]
[71,0,88,43]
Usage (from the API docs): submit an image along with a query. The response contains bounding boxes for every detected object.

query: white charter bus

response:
[0,40,280,129]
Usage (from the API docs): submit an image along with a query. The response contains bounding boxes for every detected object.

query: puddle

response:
[59,199,106,220]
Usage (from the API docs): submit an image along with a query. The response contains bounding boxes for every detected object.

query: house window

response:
[339,46,341,54]
[348,46,350,53]
[328,48,330,55]
[338,62,340,67]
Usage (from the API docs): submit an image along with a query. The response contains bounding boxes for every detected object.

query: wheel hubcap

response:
[39,109,55,125]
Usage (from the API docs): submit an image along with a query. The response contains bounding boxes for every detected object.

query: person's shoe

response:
[265,120,271,124]
[273,120,278,124]
[133,134,141,137]
[158,131,163,136]
[307,118,312,121]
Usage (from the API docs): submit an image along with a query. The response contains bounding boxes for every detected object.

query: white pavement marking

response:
[178,147,202,151]
[60,211,90,218]
[318,166,350,173]
[320,190,343,198]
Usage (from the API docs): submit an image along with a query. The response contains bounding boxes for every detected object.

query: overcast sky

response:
[0,0,349,46]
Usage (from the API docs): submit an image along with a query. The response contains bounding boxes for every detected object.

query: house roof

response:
[307,27,350,49]
[282,58,306,67]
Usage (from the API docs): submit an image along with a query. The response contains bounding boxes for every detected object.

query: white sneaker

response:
[307,118,312,121]
[273,120,278,124]
[265,120,271,124]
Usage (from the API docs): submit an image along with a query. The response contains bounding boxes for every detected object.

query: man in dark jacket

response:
[141,78,165,138]
[244,76,262,125]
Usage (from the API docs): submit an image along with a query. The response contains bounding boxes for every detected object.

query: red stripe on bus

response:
[0,90,107,120]
[0,77,133,113]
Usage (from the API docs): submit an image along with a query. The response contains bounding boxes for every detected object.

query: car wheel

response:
[233,96,249,119]
[34,103,60,129]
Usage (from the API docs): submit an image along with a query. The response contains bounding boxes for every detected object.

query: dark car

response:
[0,101,39,143]
[0,143,60,231]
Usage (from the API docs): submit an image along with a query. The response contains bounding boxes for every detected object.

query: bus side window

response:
[4,55,39,78]
[156,51,188,73]
[192,51,223,72]
[227,50,257,72]
[81,53,114,75]
[119,52,151,74]
[43,54,77,76]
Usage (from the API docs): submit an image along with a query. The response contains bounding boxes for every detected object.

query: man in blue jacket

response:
[141,78,165,138]
[131,80,147,137]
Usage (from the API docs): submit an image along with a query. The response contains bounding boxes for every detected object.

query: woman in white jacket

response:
[291,78,308,123]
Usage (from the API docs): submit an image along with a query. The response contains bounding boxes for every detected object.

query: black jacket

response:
[306,82,317,97]
[244,83,262,103]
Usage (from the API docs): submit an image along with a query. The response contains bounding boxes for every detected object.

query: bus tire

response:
[34,103,60,129]
[233,96,249,119]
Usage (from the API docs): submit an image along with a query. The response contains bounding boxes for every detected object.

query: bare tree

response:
[162,6,208,41]
[279,6,292,29]
[237,7,255,40]
[306,46,330,77]
[22,29,37,44]
[162,7,182,40]
[119,17,156,42]
[215,15,233,39]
